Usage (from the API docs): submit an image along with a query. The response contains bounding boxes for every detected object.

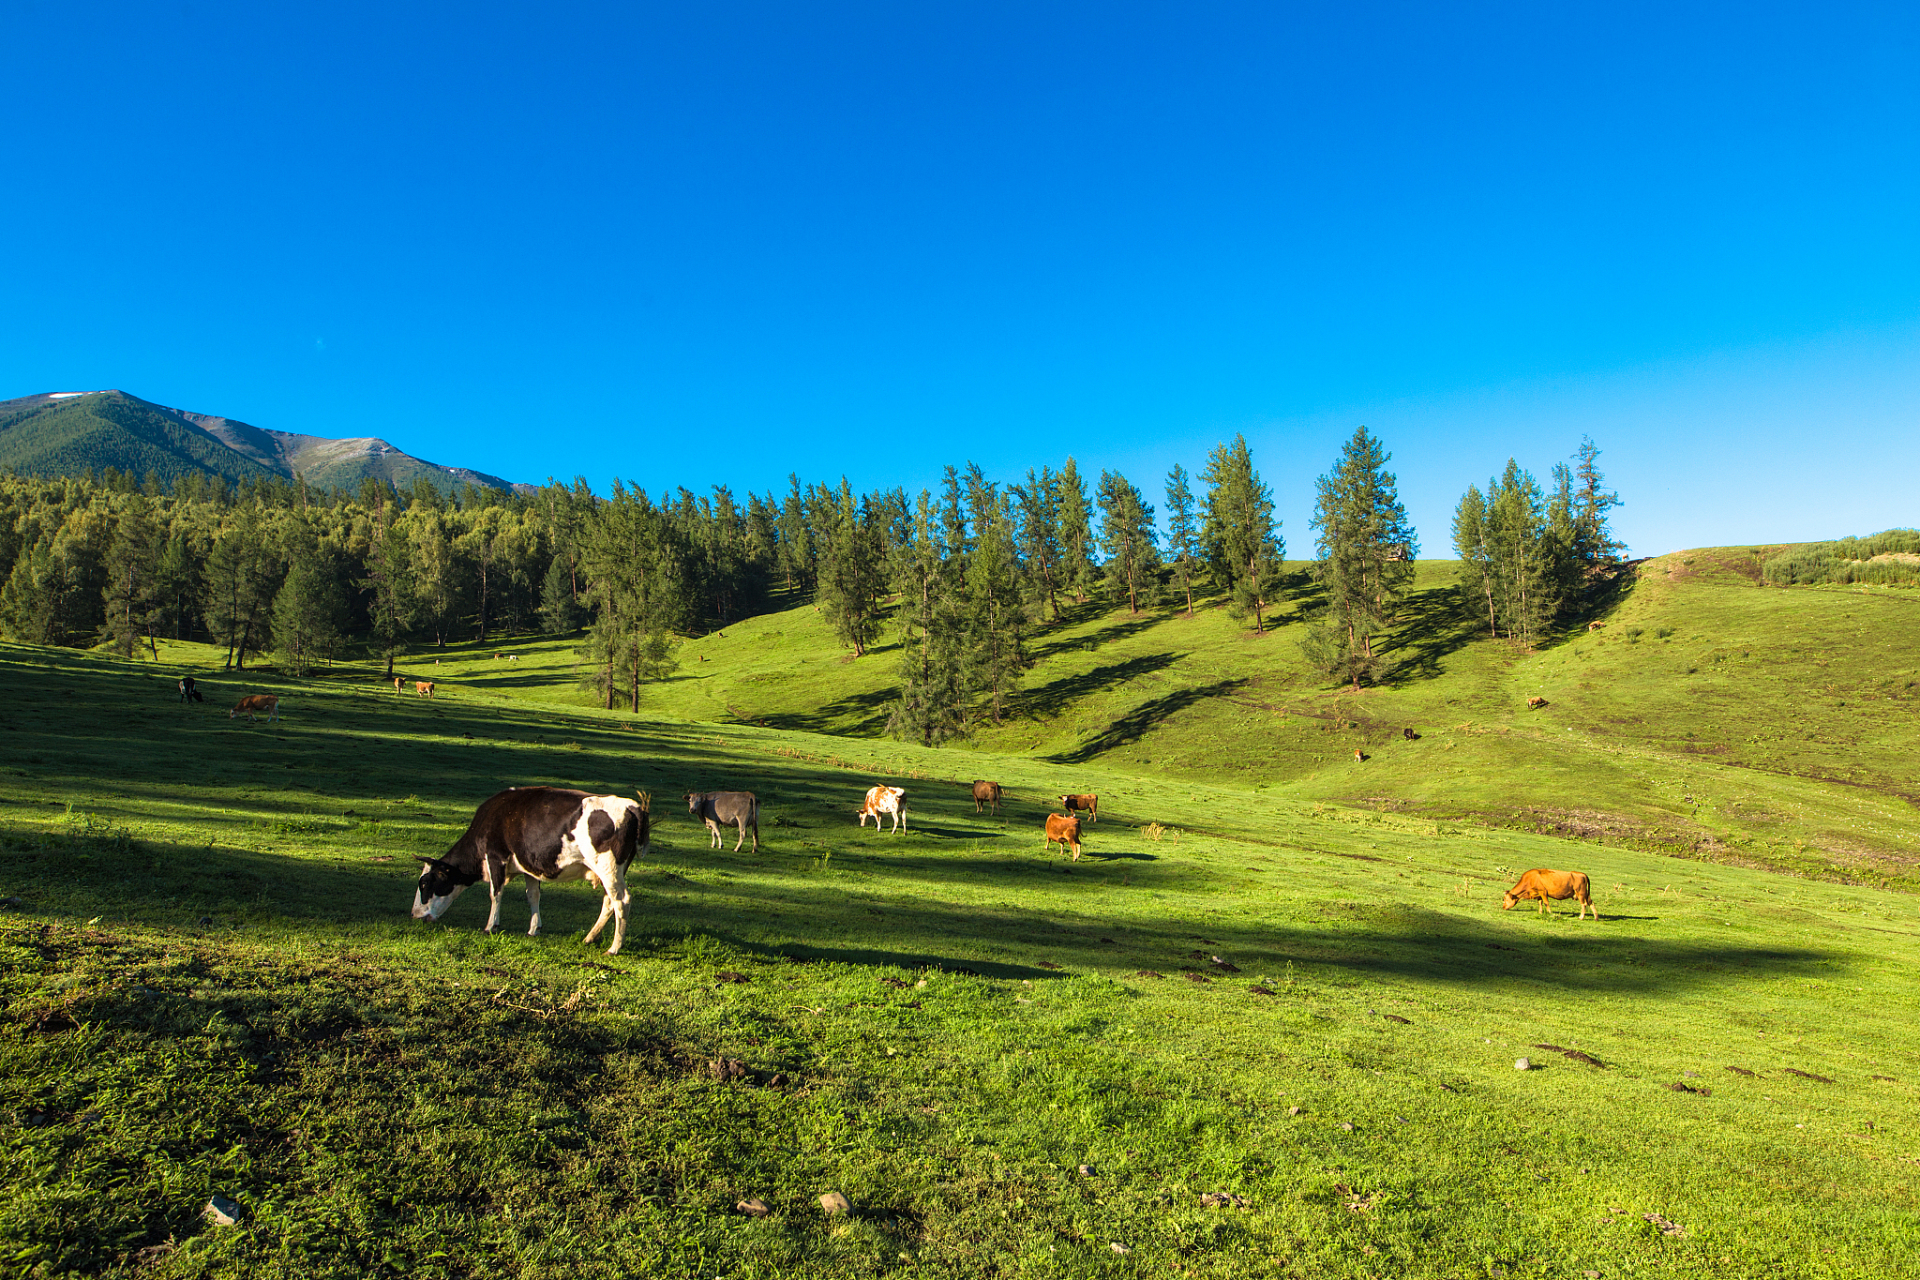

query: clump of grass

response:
[1141,822,1179,843]
[1624,626,1645,643]
[1654,625,1675,640]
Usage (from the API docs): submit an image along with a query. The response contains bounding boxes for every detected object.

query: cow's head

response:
[1500,891,1519,911]
[685,792,702,816]
[412,856,477,921]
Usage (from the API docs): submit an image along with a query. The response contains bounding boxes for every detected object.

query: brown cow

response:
[229,694,279,723]
[1588,621,1604,632]
[1352,749,1366,764]
[1526,695,1548,709]
[416,681,436,698]
[971,780,1003,815]
[1044,813,1083,861]
[391,675,404,694]
[1502,869,1596,920]
[1059,793,1098,823]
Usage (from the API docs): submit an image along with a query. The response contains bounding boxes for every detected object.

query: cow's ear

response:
[415,856,444,869]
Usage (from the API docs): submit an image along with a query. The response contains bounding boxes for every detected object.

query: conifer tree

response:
[1096,470,1158,614]
[1056,458,1098,602]
[273,529,346,675]
[363,498,415,672]
[100,493,161,657]
[1164,463,1198,617]
[816,479,885,656]
[1200,434,1284,632]
[1013,466,1064,622]
[1571,435,1624,577]
[1302,426,1417,688]
[964,472,1027,725]
[887,490,973,745]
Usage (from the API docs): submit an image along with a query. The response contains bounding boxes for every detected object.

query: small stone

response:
[819,1191,851,1216]
[1110,1242,1131,1254]
[1077,1164,1096,1177]
[737,1197,770,1217]
[1288,1106,1301,1115]
[204,1195,242,1226]
[1340,1122,1354,1132]
[1515,1057,1532,1071]
[914,978,928,989]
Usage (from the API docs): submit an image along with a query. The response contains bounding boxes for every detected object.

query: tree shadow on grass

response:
[1028,608,1166,660]
[1007,652,1182,722]
[757,687,895,735]
[1046,677,1247,764]
[1382,584,1480,685]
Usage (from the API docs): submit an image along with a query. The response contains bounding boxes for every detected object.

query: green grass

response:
[4,632,1919,1278]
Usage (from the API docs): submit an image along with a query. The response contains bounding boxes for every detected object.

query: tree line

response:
[0,431,1623,733]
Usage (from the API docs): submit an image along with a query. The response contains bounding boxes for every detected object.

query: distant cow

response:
[1059,793,1098,823]
[1588,621,1604,632]
[688,791,760,853]
[1353,749,1366,764]
[971,780,1004,815]
[1502,869,1597,920]
[411,787,649,954]
[1044,813,1083,861]
[391,675,403,694]
[416,681,436,698]
[177,677,202,703]
[229,694,279,723]
[1526,695,1548,709]
[858,785,908,833]
[1403,726,1418,741]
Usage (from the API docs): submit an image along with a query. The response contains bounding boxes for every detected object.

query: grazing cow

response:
[1502,869,1597,920]
[416,681,436,698]
[971,780,1004,815]
[858,784,908,833]
[177,677,202,703]
[229,694,279,723]
[1353,749,1366,764]
[1059,793,1098,823]
[1403,726,1417,741]
[1044,813,1083,861]
[391,675,403,694]
[1526,695,1548,709]
[687,791,760,852]
[411,787,649,954]
[1588,621,1604,632]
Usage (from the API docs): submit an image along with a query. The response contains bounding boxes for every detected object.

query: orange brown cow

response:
[1044,813,1083,861]
[229,694,280,723]
[1502,869,1596,920]
[416,681,436,698]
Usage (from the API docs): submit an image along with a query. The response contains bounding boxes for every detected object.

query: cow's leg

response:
[707,819,722,849]
[749,817,759,853]
[583,862,617,947]
[526,880,543,936]
[484,873,507,934]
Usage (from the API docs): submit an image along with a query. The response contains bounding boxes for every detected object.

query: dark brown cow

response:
[229,694,279,722]
[411,787,650,954]
[177,676,203,703]
[1059,793,1098,823]
[1044,813,1083,861]
[1502,869,1596,920]
[971,780,1004,815]
[1402,726,1417,741]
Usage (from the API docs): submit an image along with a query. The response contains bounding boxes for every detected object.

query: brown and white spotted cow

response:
[857,785,908,833]
[411,787,651,954]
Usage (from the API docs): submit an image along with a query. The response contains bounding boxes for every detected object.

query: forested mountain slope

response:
[0,390,526,494]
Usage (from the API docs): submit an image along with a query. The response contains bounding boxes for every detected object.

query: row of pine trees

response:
[0,432,1623,735]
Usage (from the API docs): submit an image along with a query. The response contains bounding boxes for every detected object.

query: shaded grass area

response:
[4,646,1920,1277]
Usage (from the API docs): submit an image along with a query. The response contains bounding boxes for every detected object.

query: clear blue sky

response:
[5,2,1917,557]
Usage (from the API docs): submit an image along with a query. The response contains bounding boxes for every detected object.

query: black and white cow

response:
[686,790,759,853]
[178,676,203,703]
[410,787,650,954]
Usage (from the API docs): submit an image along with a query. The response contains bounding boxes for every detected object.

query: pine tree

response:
[1457,460,1562,646]
[1571,435,1624,578]
[408,509,456,647]
[539,553,583,634]
[817,480,885,656]
[273,530,346,675]
[1012,466,1064,622]
[1451,484,1497,639]
[1056,458,1098,602]
[363,499,414,674]
[1200,435,1284,633]
[1164,463,1198,617]
[964,473,1027,725]
[1302,426,1418,688]
[887,490,973,745]
[204,508,279,669]
[99,493,161,657]
[1096,470,1158,614]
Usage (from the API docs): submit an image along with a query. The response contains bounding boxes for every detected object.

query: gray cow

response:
[686,791,760,853]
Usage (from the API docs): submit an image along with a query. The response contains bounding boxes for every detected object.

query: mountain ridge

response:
[0,389,533,495]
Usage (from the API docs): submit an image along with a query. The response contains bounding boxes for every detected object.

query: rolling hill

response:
[0,389,531,494]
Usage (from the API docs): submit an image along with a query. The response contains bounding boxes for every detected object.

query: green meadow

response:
[3,552,1919,1277]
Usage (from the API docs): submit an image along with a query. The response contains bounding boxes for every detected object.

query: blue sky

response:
[4,1,1917,556]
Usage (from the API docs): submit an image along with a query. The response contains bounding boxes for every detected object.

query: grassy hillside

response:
[3,641,1919,1278]
[497,550,1917,891]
